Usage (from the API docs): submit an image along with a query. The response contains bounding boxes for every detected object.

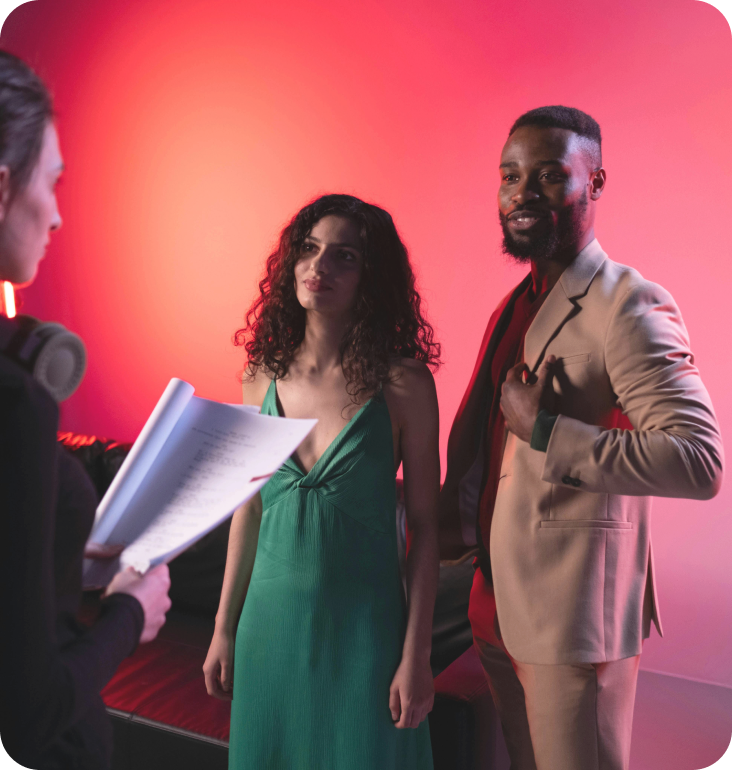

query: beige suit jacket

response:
[439,239,724,665]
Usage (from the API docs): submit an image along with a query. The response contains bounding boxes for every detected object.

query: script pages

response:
[83,378,316,588]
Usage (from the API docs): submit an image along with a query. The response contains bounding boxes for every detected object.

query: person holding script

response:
[0,51,171,770]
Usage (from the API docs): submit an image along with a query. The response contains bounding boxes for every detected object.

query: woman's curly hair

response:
[235,194,441,400]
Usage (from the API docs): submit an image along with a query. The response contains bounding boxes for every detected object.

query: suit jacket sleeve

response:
[541,280,723,499]
[0,371,144,764]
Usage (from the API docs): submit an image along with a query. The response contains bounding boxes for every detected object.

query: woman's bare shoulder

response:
[387,357,435,391]
[241,365,274,408]
[383,358,438,436]
[383,358,437,414]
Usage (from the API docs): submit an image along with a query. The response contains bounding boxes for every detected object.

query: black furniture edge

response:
[107,708,229,748]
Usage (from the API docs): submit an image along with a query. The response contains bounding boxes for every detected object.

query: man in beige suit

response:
[439,106,724,770]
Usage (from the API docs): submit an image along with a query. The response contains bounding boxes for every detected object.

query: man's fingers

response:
[508,357,557,388]
[536,363,550,387]
[505,363,527,383]
[537,355,556,387]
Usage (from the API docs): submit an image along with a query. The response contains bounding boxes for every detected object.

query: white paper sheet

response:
[92,378,194,536]
[83,380,315,588]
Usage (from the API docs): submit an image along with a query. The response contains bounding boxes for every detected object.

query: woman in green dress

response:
[203,194,440,769]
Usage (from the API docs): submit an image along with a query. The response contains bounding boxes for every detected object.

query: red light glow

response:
[2,282,16,319]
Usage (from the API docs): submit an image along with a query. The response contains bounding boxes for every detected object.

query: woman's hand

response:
[203,629,235,701]
[389,655,434,729]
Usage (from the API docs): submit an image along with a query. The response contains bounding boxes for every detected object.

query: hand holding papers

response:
[83,378,315,588]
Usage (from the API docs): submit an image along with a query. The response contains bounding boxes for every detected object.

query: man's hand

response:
[500,355,556,442]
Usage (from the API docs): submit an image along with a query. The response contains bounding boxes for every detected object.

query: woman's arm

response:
[203,365,270,699]
[203,494,262,700]
[385,360,440,729]
[215,494,263,636]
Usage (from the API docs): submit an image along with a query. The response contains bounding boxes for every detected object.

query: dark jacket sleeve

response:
[0,370,143,765]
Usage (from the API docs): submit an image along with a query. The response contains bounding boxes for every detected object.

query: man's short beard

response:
[500,191,588,265]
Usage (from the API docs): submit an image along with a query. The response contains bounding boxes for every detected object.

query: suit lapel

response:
[439,241,607,555]
[523,282,578,373]
[524,239,608,373]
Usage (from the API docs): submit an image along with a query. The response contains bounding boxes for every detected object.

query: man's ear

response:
[590,167,606,200]
[0,166,12,222]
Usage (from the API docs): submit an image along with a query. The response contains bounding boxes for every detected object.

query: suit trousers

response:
[469,568,640,770]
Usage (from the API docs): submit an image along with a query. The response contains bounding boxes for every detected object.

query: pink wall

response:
[2,0,730,686]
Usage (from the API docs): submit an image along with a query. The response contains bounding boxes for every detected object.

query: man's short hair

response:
[509,105,602,168]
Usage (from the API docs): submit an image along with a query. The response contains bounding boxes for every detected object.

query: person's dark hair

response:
[235,193,441,400]
[0,50,53,195]
[509,105,602,167]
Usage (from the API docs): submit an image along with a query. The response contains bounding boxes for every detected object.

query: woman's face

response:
[294,215,363,317]
[0,122,63,286]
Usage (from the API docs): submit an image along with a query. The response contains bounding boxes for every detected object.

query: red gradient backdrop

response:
[1,0,730,687]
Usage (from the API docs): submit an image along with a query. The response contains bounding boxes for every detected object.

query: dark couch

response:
[62,434,509,770]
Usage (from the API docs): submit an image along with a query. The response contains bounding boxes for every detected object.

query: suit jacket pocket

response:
[556,352,591,367]
[540,519,633,529]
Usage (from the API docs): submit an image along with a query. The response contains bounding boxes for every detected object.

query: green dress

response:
[229,380,433,770]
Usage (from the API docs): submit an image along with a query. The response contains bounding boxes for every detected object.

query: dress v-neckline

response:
[271,379,374,479]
